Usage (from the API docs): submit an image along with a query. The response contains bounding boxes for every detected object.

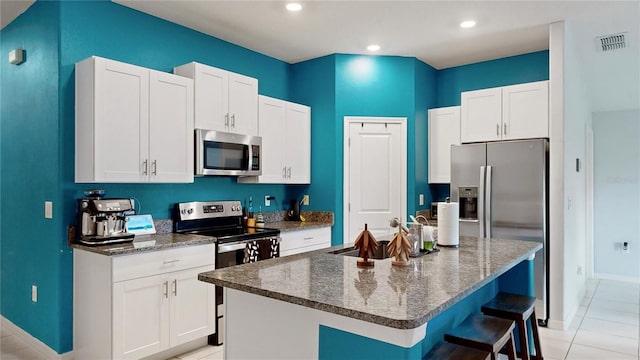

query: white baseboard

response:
[594,273,640,284]
[1,316,73,360]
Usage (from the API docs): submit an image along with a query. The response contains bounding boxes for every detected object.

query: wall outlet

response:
[302,195,309,206]
[44,201,53,219]
[32,285,37,302]
[419,194,424,206]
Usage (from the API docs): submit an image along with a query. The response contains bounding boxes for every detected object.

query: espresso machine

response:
[78,191,135,245]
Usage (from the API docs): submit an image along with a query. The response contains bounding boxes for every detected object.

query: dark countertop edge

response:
[198,241,542,330]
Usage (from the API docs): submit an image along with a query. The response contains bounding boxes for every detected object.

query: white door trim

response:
[343,116,407,244]
[585,125,594,278]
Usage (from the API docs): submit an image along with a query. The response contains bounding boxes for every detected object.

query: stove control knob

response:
[187,208,194,214]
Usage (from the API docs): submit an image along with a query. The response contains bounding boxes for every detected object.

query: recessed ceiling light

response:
[367,44,381,52]
[286,3,302,12]
[460,20,476,28]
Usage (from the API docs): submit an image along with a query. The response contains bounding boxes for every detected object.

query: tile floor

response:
[1,279,638,359]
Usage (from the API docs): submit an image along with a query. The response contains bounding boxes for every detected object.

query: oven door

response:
[213,238,279,345]
[195,129,261,176]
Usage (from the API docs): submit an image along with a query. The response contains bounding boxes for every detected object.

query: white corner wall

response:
[592,109,640,281]
[548,19,590,330]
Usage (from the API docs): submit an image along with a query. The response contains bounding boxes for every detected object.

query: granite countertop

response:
[198,236,541,330]
[70,233,215,256]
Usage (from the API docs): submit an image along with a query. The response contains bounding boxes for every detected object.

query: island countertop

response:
[198,236,541,330]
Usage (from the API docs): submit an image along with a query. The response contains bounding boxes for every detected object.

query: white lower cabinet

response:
[279,227,331,257]
[74,244,215,360]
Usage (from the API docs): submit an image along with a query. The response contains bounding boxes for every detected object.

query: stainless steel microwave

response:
[195,129,261,176]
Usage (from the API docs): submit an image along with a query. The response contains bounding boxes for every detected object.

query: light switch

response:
[45,201,53,219]
[419,194,424,206]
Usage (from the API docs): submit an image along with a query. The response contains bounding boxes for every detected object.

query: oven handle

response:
[217,242,247,254]
[217,237,280,254]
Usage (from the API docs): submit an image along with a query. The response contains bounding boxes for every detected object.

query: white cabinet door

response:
[428,106,461,183]
[149,71,194,183]
[285,102,311,184]
[175,62,228,132]
[502,81,549,140]
[169,265,216,347]
[461,87,502,143]
[228,73,258,136]
[76,57,150,183]
[175,62,258,135]
[255,96,287,182]
[239,95,311,184]
[113,274,169,360]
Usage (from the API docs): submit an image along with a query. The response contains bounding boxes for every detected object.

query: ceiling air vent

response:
[595,32,628,52]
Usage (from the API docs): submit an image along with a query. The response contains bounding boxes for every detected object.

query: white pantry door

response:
[344,117,406,244]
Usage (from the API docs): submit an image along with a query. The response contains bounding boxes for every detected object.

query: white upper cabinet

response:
[461,87,502,143]
[428,106,461,183]
[75,56,193,183]
[461,80,549,143]
[239,95,311,184]
[501,81,549,140]
[174,62,258,135]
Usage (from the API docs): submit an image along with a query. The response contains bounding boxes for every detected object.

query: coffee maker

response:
[78,191,135,245]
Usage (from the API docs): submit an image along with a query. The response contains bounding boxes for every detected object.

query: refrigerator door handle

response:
[479,166,486,238]
[485,166,493,238]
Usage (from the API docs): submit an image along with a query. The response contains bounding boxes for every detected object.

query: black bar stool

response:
[444,314,517,360]
[481,292,543,360]
[424,342,491,360]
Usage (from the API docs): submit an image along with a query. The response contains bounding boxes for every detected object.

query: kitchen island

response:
[198,236,541,359]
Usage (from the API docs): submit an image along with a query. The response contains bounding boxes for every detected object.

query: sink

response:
[329,241,392,260]
[330,240,438,259]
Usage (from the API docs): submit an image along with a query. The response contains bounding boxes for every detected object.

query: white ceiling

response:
[2,0,638,111]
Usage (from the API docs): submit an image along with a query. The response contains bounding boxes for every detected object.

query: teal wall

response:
[0,1,67,351]
[0,0,549,354]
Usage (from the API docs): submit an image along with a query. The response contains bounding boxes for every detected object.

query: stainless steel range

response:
[173,200,280,345]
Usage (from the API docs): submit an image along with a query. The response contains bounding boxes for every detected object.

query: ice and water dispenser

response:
[458,187,478,220]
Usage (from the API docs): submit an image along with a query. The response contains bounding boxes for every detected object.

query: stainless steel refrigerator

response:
[450,139,548,324]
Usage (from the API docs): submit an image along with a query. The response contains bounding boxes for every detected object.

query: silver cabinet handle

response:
[503,123,507,135]
[163,259,180,264]
[172,279,177,297]
[282,166,287,178]
[231,114,236,128]
[303,237,314,241]
[163,281,168,298]
[287,167,292,178]
[224,113,229,127]
[496,123,500,136]
[143,160,148,175]
[152,160,157,175]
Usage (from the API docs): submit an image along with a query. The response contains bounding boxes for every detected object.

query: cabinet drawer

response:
[113,244,215,282]
[280,227,331,253]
